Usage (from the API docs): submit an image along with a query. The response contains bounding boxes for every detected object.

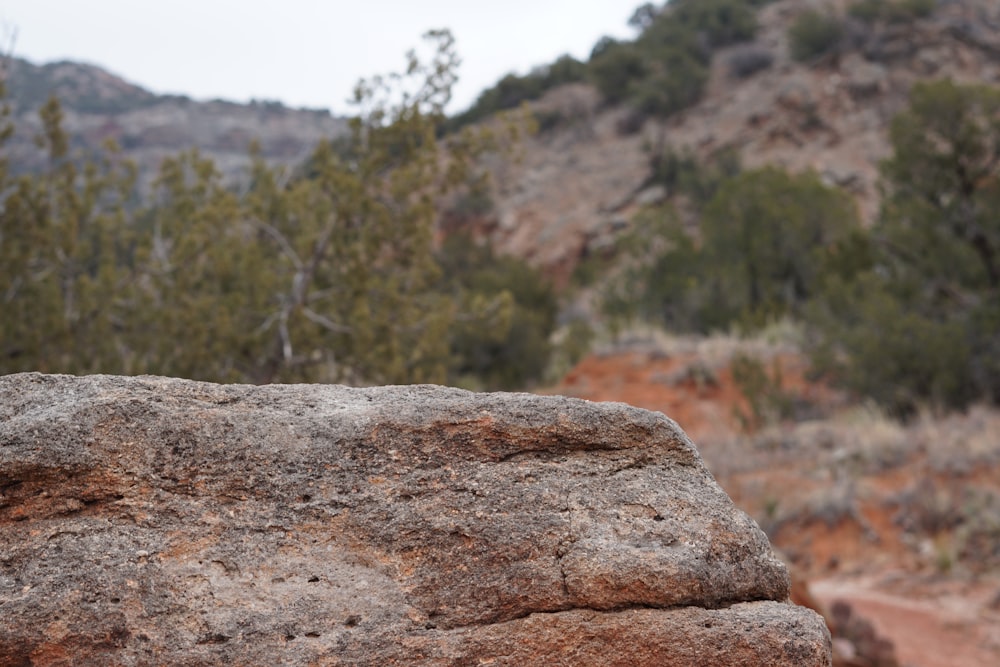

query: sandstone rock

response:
[0,373,831,665]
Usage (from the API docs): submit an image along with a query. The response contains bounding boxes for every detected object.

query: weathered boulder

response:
[0,373,830,666]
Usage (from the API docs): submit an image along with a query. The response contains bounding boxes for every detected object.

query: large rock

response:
[0,373,830,665]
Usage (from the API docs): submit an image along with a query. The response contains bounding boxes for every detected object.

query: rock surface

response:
[0,373,830,665]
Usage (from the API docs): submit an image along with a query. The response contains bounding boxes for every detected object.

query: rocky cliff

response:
[2,58,348,188]
[0,373,830,665]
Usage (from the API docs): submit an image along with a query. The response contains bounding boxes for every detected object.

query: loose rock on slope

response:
[0,373,830,665]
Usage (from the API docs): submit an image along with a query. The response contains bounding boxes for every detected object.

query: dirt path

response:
[811,576,1000,667]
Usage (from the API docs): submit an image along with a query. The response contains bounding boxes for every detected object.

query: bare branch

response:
[253,219,303,271]
[301,307,353,334]
[279,312,292,362]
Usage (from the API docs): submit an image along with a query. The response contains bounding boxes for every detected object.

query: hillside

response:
[471,0,1000,283]
[2,57,348,187]
[6,0,999,268]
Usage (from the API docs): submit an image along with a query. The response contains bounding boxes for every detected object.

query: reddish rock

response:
[0,373,830,665]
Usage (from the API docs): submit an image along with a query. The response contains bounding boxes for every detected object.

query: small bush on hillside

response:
[588,41,648,105]
[849,0,935,23]
[731,353,798,431]
[727,45,775,78]
[629,47,709,118]
[649,148,702,196]
[616,109,648,136]
[788,9,845,62]
[699,167,860,329]
[899,0,937,18]
[446,55,587,131]
[648,146,741,205]
[670,0,760,49]
[850,0,891,22]
[589,0,773,118]
[533,109,567,134]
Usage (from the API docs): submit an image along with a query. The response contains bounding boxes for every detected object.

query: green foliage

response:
[788,9,844,62]
[436,235,558,390]
[628,47,709,119]
[670,0,760,49]
[807,275,977,416]
[588,41,649,105]
[1,31,531,388]
[699,167,860,328]
[588,0,775,118]
[446,0,773,128]
[447,55,587,131]
[649,145,741,204]
[807,80,1000,415]
[603,165,860,335]
[549,319,595,380]
[880,80,1000,295]
[601,208,711,330]
[0,93,138,374]
[848,0,935,23]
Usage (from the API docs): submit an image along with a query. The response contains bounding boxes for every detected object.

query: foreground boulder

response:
[0,373,830,665]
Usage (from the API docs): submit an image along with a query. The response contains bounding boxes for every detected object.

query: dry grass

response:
[703,403,1000,576]
[595,319,804,367]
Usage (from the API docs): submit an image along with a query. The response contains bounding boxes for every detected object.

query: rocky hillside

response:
[473,0,1000,284]
[2,57,348,187]
[6,1,999,277]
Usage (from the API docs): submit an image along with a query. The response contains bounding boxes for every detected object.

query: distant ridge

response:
[2,56,348,187]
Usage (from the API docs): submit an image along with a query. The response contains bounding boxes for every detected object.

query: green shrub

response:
[731,353,796,431]
[0,33,526,387]
[671,0,760,48]
[649,145,740,204]
[628,47,709,118]
[700,167,860,328]
[806,80,1000,416]
[588,41,648,105]
[899,0,936,18]
[849,0,935,23]
[589,0,772,117]
[447,54,587,131]
[788,9,844,62]
[436,235,558,390]
[807,276,976,417]
[603,164,861,335]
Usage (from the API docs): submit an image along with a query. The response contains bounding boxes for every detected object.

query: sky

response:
[0,1,639,115]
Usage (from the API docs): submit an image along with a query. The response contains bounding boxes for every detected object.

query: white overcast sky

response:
[0,1,639,114]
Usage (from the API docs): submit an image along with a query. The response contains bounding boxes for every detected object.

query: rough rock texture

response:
[0,373,830,666]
